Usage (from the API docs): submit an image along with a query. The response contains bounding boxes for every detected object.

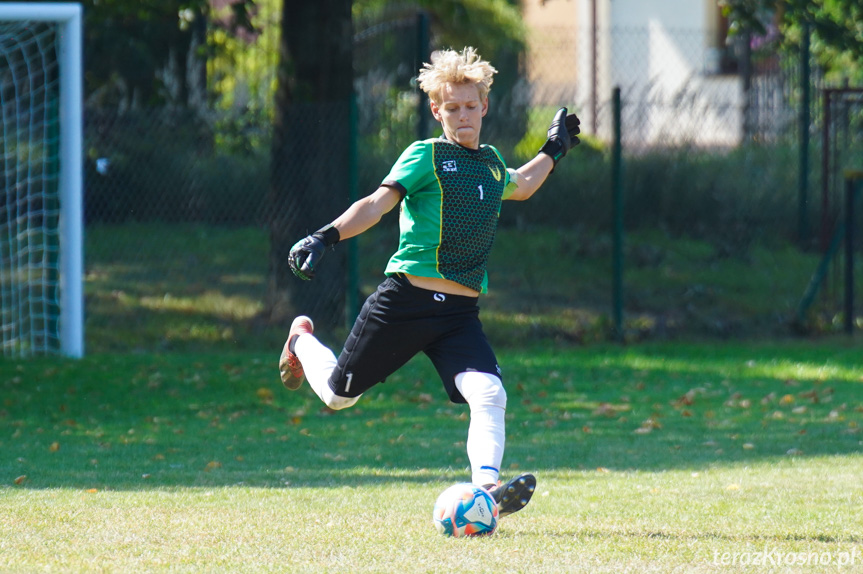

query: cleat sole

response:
[494,473,537,518]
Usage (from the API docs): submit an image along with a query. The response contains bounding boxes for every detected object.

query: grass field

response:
[2,341,862,572]
[2,223,861,571]
[82,223,843,354]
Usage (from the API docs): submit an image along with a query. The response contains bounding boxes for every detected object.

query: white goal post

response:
[0,3,83,357]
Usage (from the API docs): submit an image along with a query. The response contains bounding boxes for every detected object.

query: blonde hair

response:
[417,47,497,104]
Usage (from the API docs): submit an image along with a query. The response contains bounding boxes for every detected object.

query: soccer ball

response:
[432,483,499,537]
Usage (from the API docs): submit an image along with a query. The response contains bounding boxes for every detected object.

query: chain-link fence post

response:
[416,11,430,140]
[844,171,863,334]
[347,91,359,329]
[612,86,624,342]
[798,21,811,245]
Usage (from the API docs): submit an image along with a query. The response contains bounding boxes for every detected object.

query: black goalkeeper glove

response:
[288,225,340,281]
[538,107,581,170]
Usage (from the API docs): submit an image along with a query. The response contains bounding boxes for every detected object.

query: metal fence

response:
[79,13,863,347]
[84,22,825,224]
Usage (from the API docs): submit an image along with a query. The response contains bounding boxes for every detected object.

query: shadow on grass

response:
[1,341,862,490]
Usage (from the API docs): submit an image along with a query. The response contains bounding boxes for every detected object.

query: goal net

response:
[0,4,83,357]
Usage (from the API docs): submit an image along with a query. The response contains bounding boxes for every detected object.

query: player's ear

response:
[429,99,441,121]
[481,96,489,117]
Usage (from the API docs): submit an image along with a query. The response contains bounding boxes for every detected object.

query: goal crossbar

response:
[0,3,83,357]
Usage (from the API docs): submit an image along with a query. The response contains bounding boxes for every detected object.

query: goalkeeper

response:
[280,47,580,518]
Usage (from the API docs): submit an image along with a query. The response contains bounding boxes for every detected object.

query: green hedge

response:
[85,108,816,251]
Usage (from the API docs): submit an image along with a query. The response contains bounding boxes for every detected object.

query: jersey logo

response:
[433,293,446,303]
[442,160,458,173]
[488,165,502,181]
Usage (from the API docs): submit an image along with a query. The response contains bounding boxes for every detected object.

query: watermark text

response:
[713,547,860,568]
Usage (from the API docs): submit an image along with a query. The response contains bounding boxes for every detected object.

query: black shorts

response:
[327,274,500,404]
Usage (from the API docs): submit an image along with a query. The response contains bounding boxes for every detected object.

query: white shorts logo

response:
[433,293,446,303]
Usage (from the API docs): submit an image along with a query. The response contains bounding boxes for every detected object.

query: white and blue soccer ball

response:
[433,482,499,537]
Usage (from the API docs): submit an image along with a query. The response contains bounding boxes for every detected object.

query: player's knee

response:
[323,393,359,410]
[322,371,362,410]
[455,371,506,410]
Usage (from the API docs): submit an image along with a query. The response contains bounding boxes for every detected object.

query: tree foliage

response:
[721,0,863,83]
[38,0,525,110]
[353,0,525,57]
[40,0,258,108]
[352,0,527,143]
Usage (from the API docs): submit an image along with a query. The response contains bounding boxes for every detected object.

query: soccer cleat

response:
[486,473,536,518]
[279,316,314,390]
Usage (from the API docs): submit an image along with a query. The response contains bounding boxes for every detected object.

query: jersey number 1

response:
[478,184,484,201]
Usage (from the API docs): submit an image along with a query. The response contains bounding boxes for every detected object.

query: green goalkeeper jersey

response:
[381,138,516,293]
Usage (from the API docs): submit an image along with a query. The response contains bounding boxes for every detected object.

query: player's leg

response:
[427,309,535,517]
[282,275,433,409]
[454,370,507,488]
[279,315,359,409]
[455,370,535,516]
[294,329,360,410]
[326,274,440,399]
[424,305,505,486]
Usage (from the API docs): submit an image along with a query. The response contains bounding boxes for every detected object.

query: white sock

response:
[467,406,506,487]
[454,372,506,487]
[295,334,360,410]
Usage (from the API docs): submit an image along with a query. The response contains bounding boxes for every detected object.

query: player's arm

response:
[331,185,401,240]
[505,154,554,201]
[506,107,581,202]
[288,186,401,280]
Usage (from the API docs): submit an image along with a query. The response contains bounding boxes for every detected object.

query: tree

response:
[30,0,258,109]
[721,0,863,83]
[266,0,353,329]
[353,0,525,57]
